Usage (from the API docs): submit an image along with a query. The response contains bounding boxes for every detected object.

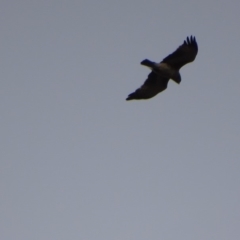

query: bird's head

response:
[172,73,181,84]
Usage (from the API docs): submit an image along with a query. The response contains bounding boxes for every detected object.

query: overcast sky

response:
[1,1,240,240]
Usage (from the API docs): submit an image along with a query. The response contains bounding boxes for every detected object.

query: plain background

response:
[1,1,240,240]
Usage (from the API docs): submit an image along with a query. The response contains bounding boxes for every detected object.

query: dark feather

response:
[126,72,169,100]
[161,36,198,70]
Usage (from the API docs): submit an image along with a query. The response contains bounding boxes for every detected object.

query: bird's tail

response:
[141,59,155,68]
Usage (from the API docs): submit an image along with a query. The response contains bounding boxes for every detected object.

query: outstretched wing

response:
[126,72,169,100]
[161,36,198,70]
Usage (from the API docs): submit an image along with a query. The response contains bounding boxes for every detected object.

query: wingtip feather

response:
[126,93,134,101]
[184,35,197,47]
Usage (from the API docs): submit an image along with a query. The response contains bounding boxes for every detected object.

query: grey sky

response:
[1,1,240,240]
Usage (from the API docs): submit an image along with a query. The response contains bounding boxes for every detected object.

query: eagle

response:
[126,36,198,100]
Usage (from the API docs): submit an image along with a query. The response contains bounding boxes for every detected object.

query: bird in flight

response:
[126,36,198,100]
